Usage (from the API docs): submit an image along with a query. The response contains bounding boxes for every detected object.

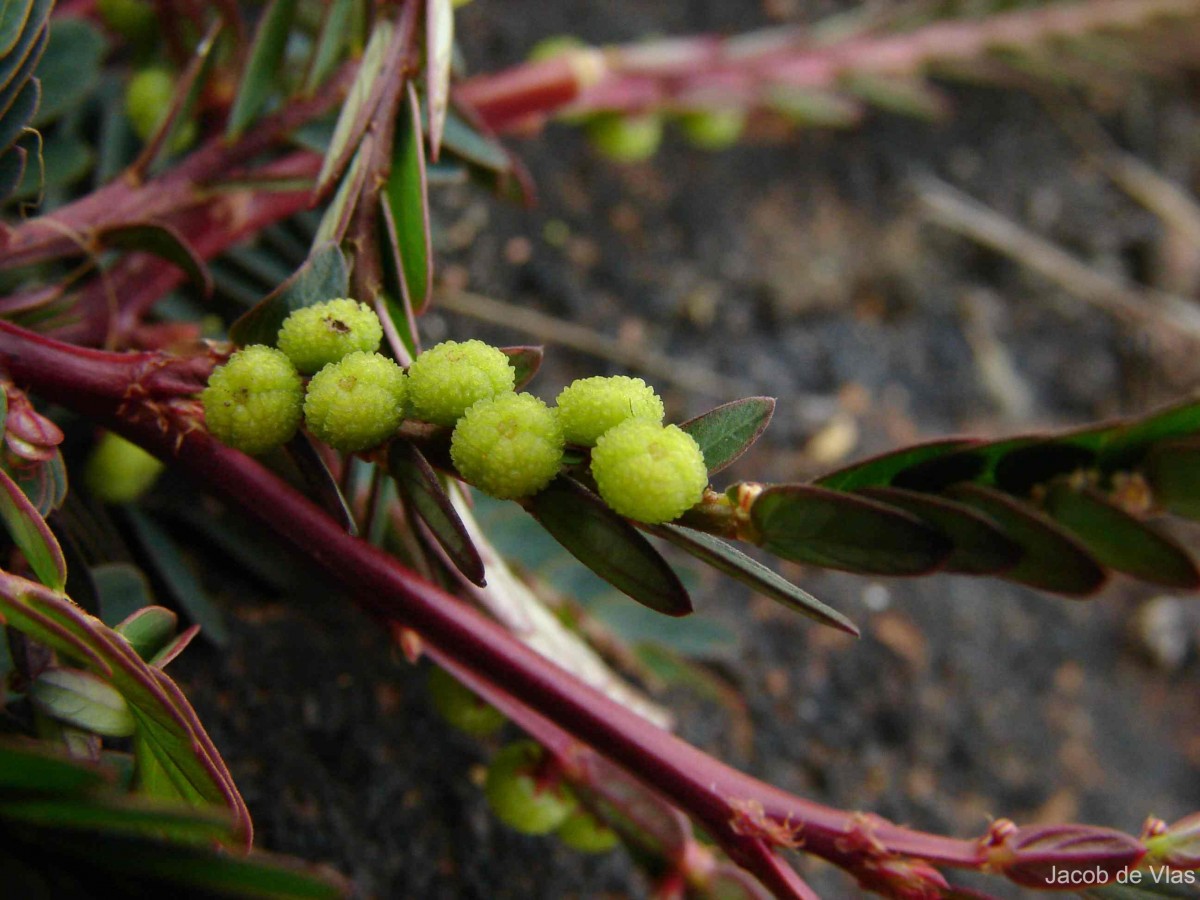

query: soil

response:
[171,4,1200,898]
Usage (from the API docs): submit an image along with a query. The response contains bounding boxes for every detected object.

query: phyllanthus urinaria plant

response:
[3,1,1200,897]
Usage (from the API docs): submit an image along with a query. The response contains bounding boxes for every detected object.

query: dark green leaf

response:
[316,17,394,193]
[679,397,775,475]
[816,438,976,491]
[1042,480,1199,589]
[5,448,67,516]
[1145,437,1200,519]
[304,0,355,94]
[32,17,105,126]
[651,522,858,634]
[0,463,65,589]
[0,0,34,59]
[528,477,692,617]
[385,81,433,312]
[279,431,357,535]
[502,345,542,390]
[441,107,512,172]
[97,223,212,296]
[992,439,1098,496]
[0,141,26,201]
[0,737,108,794]
[114,604,179,662]
[16,130,93,199]
[30,667,136,737]
[0,76,36,154]
[946,484,1106,596]
[1101,398,1200,472]
[855,486,1021,575]
[0,794,232,845]
[124,509,230,647]
[425,0,454,160]
[226,0,297,138]
[0,0,48,98]
[0,15,45,121]
[750,484,950,575]
[94,561,154,627]
[387,440,484,586]
[229,242,349,346]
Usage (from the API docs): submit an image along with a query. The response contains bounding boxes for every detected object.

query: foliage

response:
[0,1,1199,898]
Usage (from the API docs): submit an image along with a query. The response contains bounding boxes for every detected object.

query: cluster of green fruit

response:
[429,669,616,852]
[201,299,709,524]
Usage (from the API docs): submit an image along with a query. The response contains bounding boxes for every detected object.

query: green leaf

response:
[30,667,136,737]
[387,440,484,586]
[0,141,26,200]
[0,76,36,155]
[114,604,180,663]
[316,17,394,193]
[946,484,1106,596]
[0,0,34,59]
[124,509,230,648]
[840,73,947,119]
[0,0,48,97]
[97,222,213,296]
[229,242,350,347]
[377,202,420,360]
[16,130,93,199]
[32,17,105,126]
[679,397,775,475]
[815,438,976,491]
[425,0,454,160]
[0,794,232,845]
[0,13,45,120]
[750,484,950,575]
[279,431,357,536]
[854,486,1021,575]
[304,0,355,95]
[441,108,512,173]
[5,447,67,516]
[0,463,65,589]
[650,522,858,635]
[528,477,692,617]
[1101,398,1200,472]
[502,345,542,390]
[1042,480,1200,589]
[1145,437,1200,519]
[94,561,154,627]
[0,737,108,794]
[385,81,433,312]
[226,0,298,139]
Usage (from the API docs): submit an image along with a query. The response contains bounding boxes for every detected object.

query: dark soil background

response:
[172,3,1200,897]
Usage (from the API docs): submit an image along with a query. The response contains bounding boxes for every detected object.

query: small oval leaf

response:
[946,484,1106,596]
[0,463,65,589]
[679,397,774,475]
[114,604,178,663]
[750,484,950,576]
[502,346,543,390]
[30,668,136,737]
[527,477,692,617]
[650,522,857,635]
[226,0,298,139]
[387,440,485,586]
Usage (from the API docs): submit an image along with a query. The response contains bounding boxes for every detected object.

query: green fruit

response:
[527,35,587,63]
[586,113,662,163]
[407,340,515,427]
[590,419,708,524]
[97,0,157,44]
[485,741,576,835]
[678,108,746,151]
[556,808,620,853]
[277,298,384,375]
[124,67,196,150]
[428,667,506,737]
[85,432,164,504]
[201,346,303,455]
[450,393,564,500]
[303,351,407,453]
[555,375,664,446]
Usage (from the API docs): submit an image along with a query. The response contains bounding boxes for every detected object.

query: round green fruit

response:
[678,108,746,151]
[124,67,196,150]
[201,346,304,455]
[590,419,708,524]
[485,741,576,835]
[277,298,383,375]
[303,351,407,453]
[407,340,516,427]
[427,666,506,737]
[450,393,564,500]
[556,808,620,853]
[555,375,664,446]
[85,432,164,504]
[586,112,663,163]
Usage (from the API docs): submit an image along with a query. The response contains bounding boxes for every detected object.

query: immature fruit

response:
[277,298,383,375]
[303,351,407,453]
[555,375,664,446]
[586,112,663,163]
[485,741,576,835]
[427,666,505,737]
[678,108,746,151]
[450,393,564,500]
[201,346,303,455]
[590,419,708,524]
[124,68,196,150]
[556,808,620,853]
[407,340,515,427]
[85,432,164,504]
